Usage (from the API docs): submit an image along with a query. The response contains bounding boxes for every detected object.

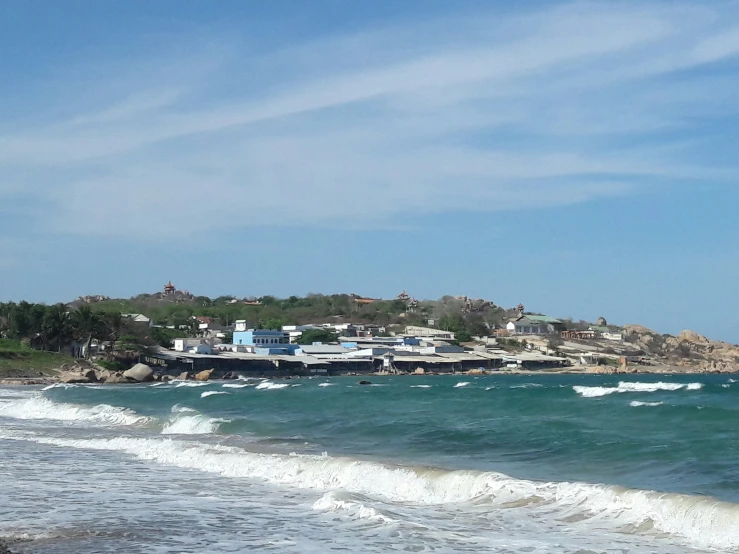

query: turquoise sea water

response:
[1,374,738,553]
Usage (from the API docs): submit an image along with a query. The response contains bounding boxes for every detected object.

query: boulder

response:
[413,368,426,375]
[679,330,709,345]
[82,369,99,383]
[96,369,113,382]
[104,373,126,384]
[178,371,191,381]
[467,368,485,375]
[194,368,214,382]
[162,375,173,382]
[59,371,92,384]
[123,363,154,382]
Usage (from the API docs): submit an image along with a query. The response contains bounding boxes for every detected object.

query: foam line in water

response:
[318,383,335,387]
[574,382,703,398]
[255,382,290,390]
[2,432,737,551]
[174,381,211,388]
[454,382,470,388]
[201,391,230,398]
[0,395,150,426]
[312,491,396,523]
[410,385,432,388]
[630,401,663,407]
[222,383,251,389]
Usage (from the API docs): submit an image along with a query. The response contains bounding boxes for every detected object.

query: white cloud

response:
[1,1,738,239]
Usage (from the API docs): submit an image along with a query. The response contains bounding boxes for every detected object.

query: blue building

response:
[233,325,301,355]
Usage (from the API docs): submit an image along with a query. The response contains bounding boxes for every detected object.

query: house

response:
[561,329,597,340]
[404,326,456,340]
[506,316,548,335]
[233,325,301,355]
[173,338,220,354]
[525,315,565,333]
[122,313,153,328]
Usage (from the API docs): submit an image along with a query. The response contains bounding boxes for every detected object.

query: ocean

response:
[1,374,738,553]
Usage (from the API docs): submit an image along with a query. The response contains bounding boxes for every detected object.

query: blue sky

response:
[2,1,739,341]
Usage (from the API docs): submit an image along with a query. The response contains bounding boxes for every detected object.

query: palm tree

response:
[73,306,102,359]
[42,304,72,352]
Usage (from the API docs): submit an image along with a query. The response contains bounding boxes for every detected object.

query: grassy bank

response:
[0,339,73,377]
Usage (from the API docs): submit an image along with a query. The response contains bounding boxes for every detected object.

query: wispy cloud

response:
[2,2,739,238]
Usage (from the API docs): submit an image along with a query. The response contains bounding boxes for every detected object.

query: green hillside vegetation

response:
[0,339,73,376]
[83,293,510,339]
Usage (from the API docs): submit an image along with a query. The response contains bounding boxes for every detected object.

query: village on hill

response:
[30,281,734,381]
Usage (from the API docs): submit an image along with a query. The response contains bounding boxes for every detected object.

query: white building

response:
[506,317,547,335]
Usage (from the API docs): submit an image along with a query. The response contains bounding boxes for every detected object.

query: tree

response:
[72,306,102,359]
[103,311,123,355]
[42,304,72,352]
[296,329,339,345]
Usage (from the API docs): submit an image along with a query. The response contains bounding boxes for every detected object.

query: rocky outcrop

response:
[123,363,154,382]
[59,370,96,384]
[104,373,126,384]
[178,371,191,381]
[622,324,739,371]
[193,369,214,382]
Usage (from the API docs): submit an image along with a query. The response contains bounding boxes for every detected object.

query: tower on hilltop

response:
[164,281,176,295]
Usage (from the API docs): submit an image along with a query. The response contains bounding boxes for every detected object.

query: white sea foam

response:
[318,383,335,387]
[0,396,150,426]
[41,383,78,391]
[410,385,432,388]
[222,383,251,389]
[161,406,228,435]
[729,379,737,383]
[255,381,290,390]
[454,382,470,388]
[574,382,704,398]
[201,391,230,398]
[512,383,544,389]
[174,381,211,388]
[2,432,738,551]
[630,401,664,407]
[312,491,396,523]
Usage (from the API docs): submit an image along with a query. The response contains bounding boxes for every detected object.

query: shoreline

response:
[1,367,737,386]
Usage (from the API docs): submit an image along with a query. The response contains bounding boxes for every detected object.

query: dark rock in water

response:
[222,372,236,380]
[162,374,173,382]
[358,380,371,385]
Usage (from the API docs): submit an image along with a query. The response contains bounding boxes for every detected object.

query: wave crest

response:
[574,382,703,398]
[2,433,738,551]
[0,396,149,426]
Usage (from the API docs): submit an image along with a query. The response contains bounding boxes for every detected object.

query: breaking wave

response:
[2,432,738,551]
[312,491,396,523]
[201,391,229,398]
[174,381,211,388]
[630,401,664,407]
[0,395,150,426]
[221,383,250,389]
[255,381,290,390]
[318,383,335,387]
[161,405,229,435]
[410,385,432,388]
[454,382,470,388]
[574,382,704,398]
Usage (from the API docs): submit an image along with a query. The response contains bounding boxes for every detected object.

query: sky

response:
[1,1,739,341]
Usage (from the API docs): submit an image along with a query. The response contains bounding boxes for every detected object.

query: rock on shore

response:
[122,363,154,382]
